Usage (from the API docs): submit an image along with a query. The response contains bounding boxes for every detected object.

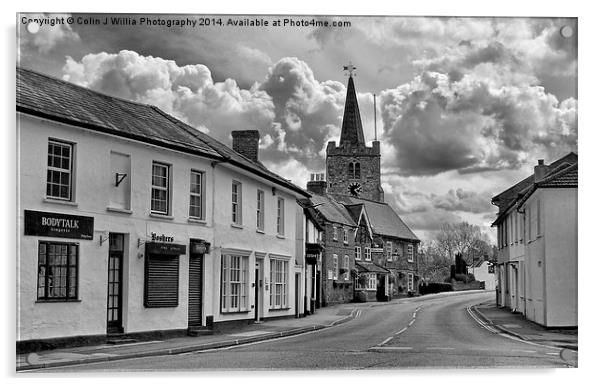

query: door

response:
[254,258,264,321]
[107,233,124,333]
[295,273,300,317]
[316,271,321,308]
[188,253,203,327]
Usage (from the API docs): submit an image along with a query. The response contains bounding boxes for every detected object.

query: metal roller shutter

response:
[144,254,179,308]
[188,255,202,326]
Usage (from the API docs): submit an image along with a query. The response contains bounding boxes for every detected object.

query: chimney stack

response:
[534,159,549,183]
[307,173,327,195]
[232,130,260,162]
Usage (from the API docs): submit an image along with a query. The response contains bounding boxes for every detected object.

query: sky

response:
[16,13,578,242]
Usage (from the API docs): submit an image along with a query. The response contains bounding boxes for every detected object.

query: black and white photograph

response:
[12,2,587,376]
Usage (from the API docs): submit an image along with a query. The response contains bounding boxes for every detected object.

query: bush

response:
[418,282,453,295]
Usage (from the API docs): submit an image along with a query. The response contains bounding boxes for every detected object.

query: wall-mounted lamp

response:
[272,187,276,196]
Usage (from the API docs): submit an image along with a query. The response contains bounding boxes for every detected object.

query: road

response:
[31,291,571,371]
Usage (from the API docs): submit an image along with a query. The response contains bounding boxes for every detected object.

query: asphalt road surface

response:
[31,291,572,371]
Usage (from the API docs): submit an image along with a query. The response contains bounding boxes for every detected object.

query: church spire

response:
[340,62,365,146]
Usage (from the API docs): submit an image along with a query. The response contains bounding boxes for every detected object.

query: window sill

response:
[43,198,78,207]
[188,217,207,225]
[220,309,250,314]
[269,307,291,312]
[106,207,132,214]
[276,234,285,239]
[149,213,174,220]
[36,299,81,303]
[231,223,243,230]
[256,229,265,234]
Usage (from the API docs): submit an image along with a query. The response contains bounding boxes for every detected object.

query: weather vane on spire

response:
[343,62,357,77]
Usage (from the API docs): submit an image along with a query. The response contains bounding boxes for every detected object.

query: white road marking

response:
[426,347,455,350]
[396,327,408,335]
[370,346,413,350]
[546,352,560,356]
[379,337,393,346]
[514,349,537,353]
[408,319,415,326]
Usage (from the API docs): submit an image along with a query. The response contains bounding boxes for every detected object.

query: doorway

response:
[107,233,124,334]
[254,258,264,322]
[188,252,203,327]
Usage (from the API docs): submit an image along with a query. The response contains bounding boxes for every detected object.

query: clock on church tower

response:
[348,182,362,197]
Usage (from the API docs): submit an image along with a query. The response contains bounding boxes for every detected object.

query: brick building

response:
[305,68,420,303]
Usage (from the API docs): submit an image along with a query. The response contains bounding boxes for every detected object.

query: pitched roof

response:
[491,152,577,225]
[307,193,357,227]
[16,67,309,197]
[339,76,365,146]
[515,163,578,210]
[355,261,390,274]
[332,195,420,241]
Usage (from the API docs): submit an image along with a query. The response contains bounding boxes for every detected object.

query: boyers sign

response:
[24,210,94,240]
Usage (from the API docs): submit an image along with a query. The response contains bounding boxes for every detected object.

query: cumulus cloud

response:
[62,50,275,146]
[257,57,347,169]
[20,13,80,54]
[379,67,577,176]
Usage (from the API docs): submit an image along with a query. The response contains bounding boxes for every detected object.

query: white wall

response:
[18,114,215,340]
[208,163,301,323]
[542,188,578,327]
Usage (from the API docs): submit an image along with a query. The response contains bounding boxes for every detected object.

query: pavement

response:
[18,290,565,371]
[16,302,361,371]
[470,300,578,351]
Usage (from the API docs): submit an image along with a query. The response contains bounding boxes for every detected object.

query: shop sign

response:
[146,242,186,255]
[24,210,94,240]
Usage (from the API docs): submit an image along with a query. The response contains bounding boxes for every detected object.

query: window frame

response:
[269,258,289,309]
[343,255,350,280]
[37,241,79,301]
[364,246,371,261]
[189,169,205,220]
[220,254,249,313]
[256,189,265,231]
[386,241,393,261]
[367,273,377,290]
[332,225,338,241]
[407,273,414,291]
[407,244,414,262]
[231,181,242,225]
[276,197,285,236]
[151,161,170,215]
[333,254,338,280]
[355,246,361,261]
[46,139,74,201]
[343,228,348,244]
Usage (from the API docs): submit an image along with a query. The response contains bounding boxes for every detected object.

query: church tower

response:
[326,64,384,202]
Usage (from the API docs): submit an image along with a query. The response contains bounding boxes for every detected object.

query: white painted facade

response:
[18,112,307,342]
[495,182,577,327]
[472,263,495,290]
[522,189,577,327]
[495,208,526,313]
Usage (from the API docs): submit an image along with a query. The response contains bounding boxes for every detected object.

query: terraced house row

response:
[16,66,420,350]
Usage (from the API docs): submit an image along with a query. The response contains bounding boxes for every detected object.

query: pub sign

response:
[24,210,94,240]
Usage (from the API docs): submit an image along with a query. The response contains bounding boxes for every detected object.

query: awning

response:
[355,261,390,274]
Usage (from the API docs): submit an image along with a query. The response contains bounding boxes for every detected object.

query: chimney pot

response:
[307,180,327,195]
[232,130,260,162]
[534,159,549,183]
